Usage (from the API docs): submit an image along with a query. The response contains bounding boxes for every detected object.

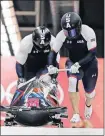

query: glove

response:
[17,78,26,87]
[47,65,58,75]
[69,62,81,73]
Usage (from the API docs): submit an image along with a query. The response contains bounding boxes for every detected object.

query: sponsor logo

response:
[91,38,95,42]
[33,50,39,53]
[92,73,96,77]
[44,49,50,53]
[33,49,50,53]
[67,40,72,44]
[77,40,84,43]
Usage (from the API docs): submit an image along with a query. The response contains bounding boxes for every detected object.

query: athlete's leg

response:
[68,76,80,123]
[65,59,84,122]
[82,59,98,119]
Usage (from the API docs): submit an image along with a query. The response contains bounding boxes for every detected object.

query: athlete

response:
[10,26,60,106]
[47,12,98,123]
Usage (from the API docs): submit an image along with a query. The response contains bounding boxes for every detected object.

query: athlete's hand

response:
[17,78,26,86]
[17,78,26,89]
[70,62,81,73]
[47,65,58,75]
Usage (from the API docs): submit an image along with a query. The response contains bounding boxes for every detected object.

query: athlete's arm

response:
[78,48,96,66]
[48,31,65,66]
[15,37,30,78]
[16,62,24,78]
[78,27,97,66]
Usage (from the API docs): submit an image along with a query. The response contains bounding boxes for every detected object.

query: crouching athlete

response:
[10,26,60,106]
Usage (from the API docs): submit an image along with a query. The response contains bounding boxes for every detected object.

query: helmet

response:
[32,26,51,49]
[61,12,82,39]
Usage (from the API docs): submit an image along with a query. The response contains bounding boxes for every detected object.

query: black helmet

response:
[61,12,82,39]
[32,26,51,49]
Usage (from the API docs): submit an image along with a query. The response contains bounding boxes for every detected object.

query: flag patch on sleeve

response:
[91,38,95,42]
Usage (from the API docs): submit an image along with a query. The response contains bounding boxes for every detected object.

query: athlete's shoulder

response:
[50,34,55,47]
[21,34,33,45]
[56,30,65,38]
[82,24,95,33]
[52,30,65,52]
[20,34,33,52]
[51,34,55,42]
[56,30,66,42]
[81,24,96,40]
[51,34,55,39]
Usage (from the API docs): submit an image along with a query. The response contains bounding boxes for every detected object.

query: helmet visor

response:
[63,28,78,39]
[68,29,77,38]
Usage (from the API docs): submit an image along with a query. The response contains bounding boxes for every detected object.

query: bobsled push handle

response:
[18,69,69,89]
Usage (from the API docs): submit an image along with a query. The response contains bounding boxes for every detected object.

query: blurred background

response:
[0,0,104,128]
[1,0,104,58]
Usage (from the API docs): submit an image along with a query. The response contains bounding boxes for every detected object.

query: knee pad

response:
[68,76,78,92]
[85,90,96,99]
